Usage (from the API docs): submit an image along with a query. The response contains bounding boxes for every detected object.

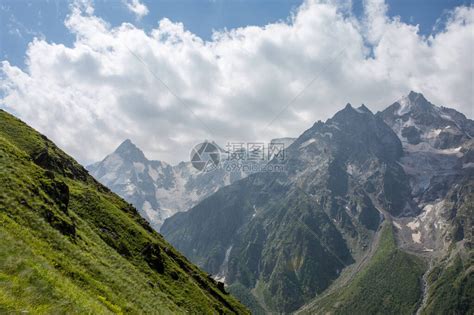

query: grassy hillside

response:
[0,109,249,314]
[301,223,426,314]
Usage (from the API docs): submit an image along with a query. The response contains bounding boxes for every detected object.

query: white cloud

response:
[1,0,473,165]
[124,0,149,19]
[73,0,95,16]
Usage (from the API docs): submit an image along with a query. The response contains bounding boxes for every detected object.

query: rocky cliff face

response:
[378,91,473,253]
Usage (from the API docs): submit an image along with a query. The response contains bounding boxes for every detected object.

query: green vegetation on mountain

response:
[422,253,473,315]
[0,109,248,314]
[300,223,426,314]
[421,181,474,315]
[227,283,266,315]
[229,188,355,312]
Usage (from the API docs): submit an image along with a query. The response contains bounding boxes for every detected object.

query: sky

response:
[1,0,473,165]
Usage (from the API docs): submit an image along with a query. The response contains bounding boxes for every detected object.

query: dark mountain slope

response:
[162,104,415,313]
[0,109,249,314]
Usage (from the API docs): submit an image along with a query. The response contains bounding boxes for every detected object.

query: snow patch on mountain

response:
[300,138,316,149]
[397,94,413,116]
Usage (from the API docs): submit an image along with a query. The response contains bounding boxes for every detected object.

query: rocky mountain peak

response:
[325,102,387,139]
[357,104,371,113]
[407,90,427,102]
[398,91,433,114]
[114,139,147,162]
[332,102,374,121]
[378,91,473,150]
[293,101,401,164]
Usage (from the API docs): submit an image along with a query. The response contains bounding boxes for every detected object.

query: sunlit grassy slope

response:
[0,109,249,314]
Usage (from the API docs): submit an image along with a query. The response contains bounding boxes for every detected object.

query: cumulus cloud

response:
[1,0,473,165]
[124,0,149,19]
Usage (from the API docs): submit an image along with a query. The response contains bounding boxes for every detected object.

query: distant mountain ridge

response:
[88,138,296,230]
[161,92,473,314]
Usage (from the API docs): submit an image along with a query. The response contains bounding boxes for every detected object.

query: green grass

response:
[303,223,426,314]
[0,109,249,314]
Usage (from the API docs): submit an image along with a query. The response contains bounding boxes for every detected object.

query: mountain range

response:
[87,138,295,230]
[160,92,473,314]
[3,91,471,314]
